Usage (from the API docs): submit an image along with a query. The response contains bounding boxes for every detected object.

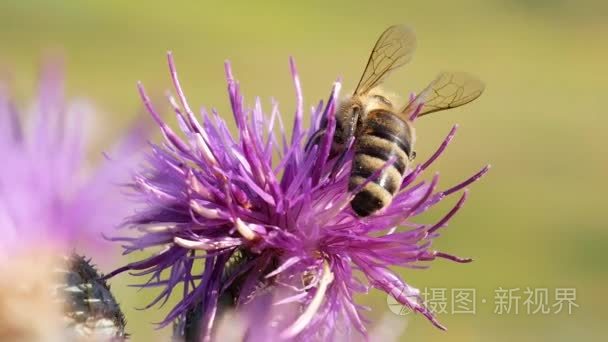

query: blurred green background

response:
[1,0,606,341]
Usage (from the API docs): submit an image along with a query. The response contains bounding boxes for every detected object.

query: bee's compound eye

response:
[333,133,344,144]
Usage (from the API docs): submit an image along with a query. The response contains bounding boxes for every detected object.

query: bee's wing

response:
[401,72,485,118]
[354,25,417,96]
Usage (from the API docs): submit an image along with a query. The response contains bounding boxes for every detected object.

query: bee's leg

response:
[330,137,355,179]
[304,128,326,152]
[330,106,361,177]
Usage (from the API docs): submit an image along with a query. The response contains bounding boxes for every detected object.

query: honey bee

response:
[309,25,485,217]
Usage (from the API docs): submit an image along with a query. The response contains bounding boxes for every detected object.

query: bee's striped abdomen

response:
[349,110,413,217]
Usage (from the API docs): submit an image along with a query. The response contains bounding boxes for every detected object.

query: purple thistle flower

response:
[0,58,144,340]
[0,59,144,258]
[110,52,489,341]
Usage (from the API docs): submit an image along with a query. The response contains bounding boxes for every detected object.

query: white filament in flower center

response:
[235,218,257,241]
[280,261,334,339]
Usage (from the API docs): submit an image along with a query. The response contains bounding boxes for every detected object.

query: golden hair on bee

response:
[349,86,405,114]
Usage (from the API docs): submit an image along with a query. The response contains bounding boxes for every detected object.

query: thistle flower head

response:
[0,59,141,340]
[0,59,144,257]
[111,53,489,340]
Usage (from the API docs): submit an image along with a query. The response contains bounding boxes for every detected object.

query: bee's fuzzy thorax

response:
[342,86,407,116]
